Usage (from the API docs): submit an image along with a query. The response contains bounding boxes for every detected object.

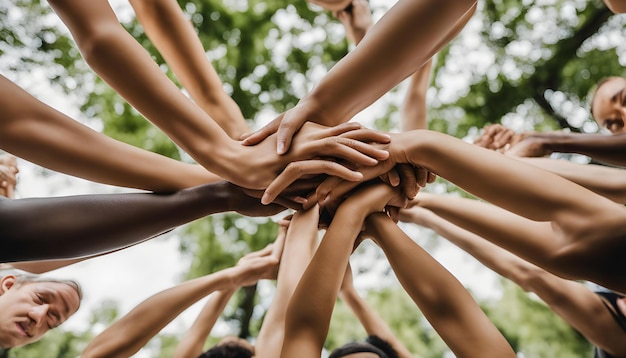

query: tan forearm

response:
[49,0,236,176]
[129,0,250,139]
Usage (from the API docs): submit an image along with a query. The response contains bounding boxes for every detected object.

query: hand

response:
[474,124,517,151]
[0,156,18,199]
[241,98,340,156]
[338,181,408,221]
[234,244,280,287]
[301,161,433,213]
[257,122,391,203]
[503,134,551,157]
[334,0,373,45]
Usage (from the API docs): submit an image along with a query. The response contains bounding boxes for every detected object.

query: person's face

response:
[0,276,80,348]
[591,77,626,134]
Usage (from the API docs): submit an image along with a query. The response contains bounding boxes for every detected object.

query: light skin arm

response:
[243,0,477,154]
[518,157,626,204]
[255,207,320,358]
[366,213,516,358]
[354,129,626,292]
[173,243,279,358]
[400,196,626,356]
[281,183,406,358]
[400,59,432,132]
[128,0,250,139]
[338,264,413,358]
[0,75,220,192]
[0,181,286,262]
[46,0,390,191]
[81,248,278,358]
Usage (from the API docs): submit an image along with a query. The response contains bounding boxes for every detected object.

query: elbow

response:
[510,264,551,294]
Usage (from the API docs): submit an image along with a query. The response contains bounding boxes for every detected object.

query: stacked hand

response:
[0,154,18,199]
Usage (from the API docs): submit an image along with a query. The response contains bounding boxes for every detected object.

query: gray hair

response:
[0,267,83,302]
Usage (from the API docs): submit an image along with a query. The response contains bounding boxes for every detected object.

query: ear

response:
[0,275,16,295]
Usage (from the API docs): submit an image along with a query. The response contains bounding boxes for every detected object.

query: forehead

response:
[21,281,80,316]
[593,78,626,111]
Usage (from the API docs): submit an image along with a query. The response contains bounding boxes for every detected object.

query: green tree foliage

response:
[3,0,624,356]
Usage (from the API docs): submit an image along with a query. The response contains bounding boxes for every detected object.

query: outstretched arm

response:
[174,243,280,358]
[0,75,219,192]
[506,131,626,167]
[82,245,278,358]
[129,0,250,139]
[338,264,412,358]
[281,183,406,358]
[366,213,515,358]
[46,0,389,191]
[255,207,320,357]
[0,181,284,262]
[400,195,626,356]
[518,157,626,204]
[243,0,476,154]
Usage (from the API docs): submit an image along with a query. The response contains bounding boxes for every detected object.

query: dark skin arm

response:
[0,181,284,262]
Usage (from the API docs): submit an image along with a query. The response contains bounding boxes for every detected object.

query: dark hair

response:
[198,342,253,358]
[366,335,398,358]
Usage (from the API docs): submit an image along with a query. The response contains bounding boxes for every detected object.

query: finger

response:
[321,121,363,136]
[262,160,363,204]
[414,166,429,187]
[386,206,400,223]
[241,115,281,145]
[315,176,344,207]
[384,167,400,187]
[309,137,384,165]
[427,171,437,183]
[338,127,391,144]
[276,114,303,155]
[397,164,418,198]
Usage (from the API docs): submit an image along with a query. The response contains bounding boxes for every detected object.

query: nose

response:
[28,304,49,328]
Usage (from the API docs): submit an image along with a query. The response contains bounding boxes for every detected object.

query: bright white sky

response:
[7,0,504,356]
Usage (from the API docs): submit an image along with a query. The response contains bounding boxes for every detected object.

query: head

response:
[329,335,398,358]
[199,335,254,358]
[590,76,626,134]
[0,271,82,348]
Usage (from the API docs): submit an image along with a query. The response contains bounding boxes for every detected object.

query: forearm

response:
[174,288,236,358]
[409,206,541,286]
[283,209,364,356]
[305,0,475,123]
[519,157,626,204]
[0,75,220,191]
[369,214,515,357]
[48,0,237,175]
[0,181,237,262]
[393,130,618,226]
[129,0,250,139]
[401,61,432,131]
[529,132,626,167]
[82,269,236,358]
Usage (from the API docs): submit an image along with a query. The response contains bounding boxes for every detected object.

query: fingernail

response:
[261,193,271,205]
[277,142,285,155]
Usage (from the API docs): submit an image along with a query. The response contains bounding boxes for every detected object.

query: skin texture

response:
[400,193,626,357]
[46,0,390,193]
[242,0,477,153]
[0,155,18,199]
[309,129,626,293]
[81,244,279,358]
[0,277,80,348]
[129,0,250,140]
[281,183,514,358]
[474,77,626,167]
[0,181,286,262]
